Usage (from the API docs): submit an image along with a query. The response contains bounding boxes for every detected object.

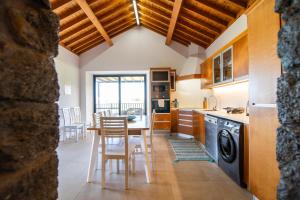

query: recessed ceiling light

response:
[132,0,140,25]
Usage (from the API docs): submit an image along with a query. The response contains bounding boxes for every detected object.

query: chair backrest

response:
[92,112,103,126]
[100,117,128,155]
[71,107,81,123]
[62,108,72,126]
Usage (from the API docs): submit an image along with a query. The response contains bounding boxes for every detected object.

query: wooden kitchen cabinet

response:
[178,110,193,135]
[200,32,249,87]
[200,58,213,88]
[171,109,178,133]
[248,0,281,199]
[199,113,205,144]
[153,113,171,130]
[193,112,205,144]
[233,34,249,80]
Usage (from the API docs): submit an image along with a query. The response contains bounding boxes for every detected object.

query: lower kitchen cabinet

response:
[178,110,193,135]
[171,109,178,133]
[199,113,205,144]
[153,113,171,130]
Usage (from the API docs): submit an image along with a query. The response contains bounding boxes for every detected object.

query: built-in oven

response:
[151,99,170,113]
[152,82,170,99]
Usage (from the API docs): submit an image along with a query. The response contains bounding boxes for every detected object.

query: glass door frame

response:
[212,46,234,85]
[93,74,147,115]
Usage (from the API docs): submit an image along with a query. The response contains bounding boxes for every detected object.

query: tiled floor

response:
[57,134,252,200]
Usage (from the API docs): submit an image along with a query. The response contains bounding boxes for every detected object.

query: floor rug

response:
[168,138,213,162]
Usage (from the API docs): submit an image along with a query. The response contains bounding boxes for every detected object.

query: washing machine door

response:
[218,129,236,163]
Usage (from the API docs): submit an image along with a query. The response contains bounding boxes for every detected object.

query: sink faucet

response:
[208,95,218,111]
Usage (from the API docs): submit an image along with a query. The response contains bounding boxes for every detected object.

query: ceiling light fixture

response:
[132,0,140,25]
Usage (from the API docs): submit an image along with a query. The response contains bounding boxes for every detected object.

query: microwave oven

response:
[151,70,170,82]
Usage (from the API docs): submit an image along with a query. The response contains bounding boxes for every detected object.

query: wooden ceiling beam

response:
[100,5,133,24]
[176,23,212,43]
[103,13,135,29]
[73,0,113,46]
[140,0,173,14]
[64,28,97,46]
[194,0,236,18]
[60,5,133,42]
[58,5,81,21]
[74,37,104,54]
[68,31,100,48]
[180,11,222,34]
[141,19,190,45]
[139,8,170,24]
[51,0,71,10]
[227,0,248,9]
[60,22,93,42]
[65,18,135,48]
[141,19,168,34]
[176,20,215,40]
[174,29,208,48]
[107,19,136,34]
[141,23,189,46]
[59,0,126,32]
[166,0,183,45]
[75,23,135,54]
[138,2,171,18]
[183,3,228,27]
[140,14,169,29]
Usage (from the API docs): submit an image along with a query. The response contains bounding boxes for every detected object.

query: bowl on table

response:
[127,115,136,121]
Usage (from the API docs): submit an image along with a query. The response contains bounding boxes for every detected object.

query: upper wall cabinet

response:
[201,32,249,88]
[200,58,213,88]
[233,35,249,80]
[213,47,233,85]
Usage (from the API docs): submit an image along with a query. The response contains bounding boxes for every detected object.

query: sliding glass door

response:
[94,75,146,115]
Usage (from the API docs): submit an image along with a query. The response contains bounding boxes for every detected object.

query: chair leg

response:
[132,154,135,174]
[125,157,129,190]
[101,157,106,189]
[109,159,112,173]
[117,159,120,174]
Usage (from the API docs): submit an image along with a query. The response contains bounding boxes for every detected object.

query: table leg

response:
[87,132,100,182]
[141,130,152,183]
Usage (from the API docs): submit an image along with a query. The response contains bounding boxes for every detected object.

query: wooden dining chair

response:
[133,111,155,152]
[70,107,89,138]
[100,117,136,189]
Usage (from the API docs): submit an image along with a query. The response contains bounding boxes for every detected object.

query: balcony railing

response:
[95,103,144,114]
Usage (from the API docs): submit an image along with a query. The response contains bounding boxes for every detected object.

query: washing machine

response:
[217,118,245,187]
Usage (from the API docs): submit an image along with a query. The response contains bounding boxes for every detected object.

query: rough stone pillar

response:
[275,0,300,199]
[0,0,59,199]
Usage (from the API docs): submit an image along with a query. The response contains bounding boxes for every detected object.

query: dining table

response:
[86,115,152,184]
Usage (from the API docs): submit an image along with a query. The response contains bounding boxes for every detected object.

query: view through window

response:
[94,75,146,115]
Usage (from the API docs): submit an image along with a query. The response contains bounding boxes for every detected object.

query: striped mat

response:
[168,138,213,162]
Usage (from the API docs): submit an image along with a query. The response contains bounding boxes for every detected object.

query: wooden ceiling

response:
[51,0,255,55]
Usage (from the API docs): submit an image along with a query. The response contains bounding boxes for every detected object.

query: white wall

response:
[55,46,80,108]
[172,79,212,108]
[79,27,190,121]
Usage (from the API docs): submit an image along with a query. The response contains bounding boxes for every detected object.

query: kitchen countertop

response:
[177,108,249,124]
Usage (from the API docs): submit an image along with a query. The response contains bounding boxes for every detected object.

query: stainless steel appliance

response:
[217,118,245,187]
[151,99,170,113]
[205,115,218,162]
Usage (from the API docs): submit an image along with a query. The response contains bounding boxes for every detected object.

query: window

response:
[93,75,147,115]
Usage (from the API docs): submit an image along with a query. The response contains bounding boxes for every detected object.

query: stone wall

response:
[275,0,300,199]
[0,0,59,199]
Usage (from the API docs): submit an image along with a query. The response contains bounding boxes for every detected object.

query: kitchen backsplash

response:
[212,81,249,110]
